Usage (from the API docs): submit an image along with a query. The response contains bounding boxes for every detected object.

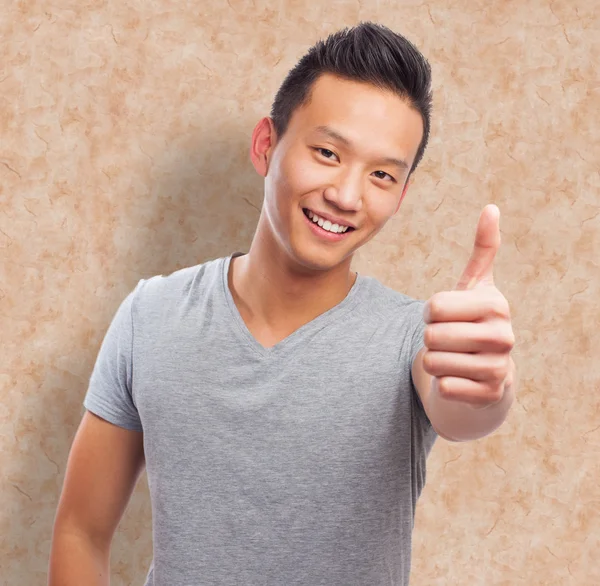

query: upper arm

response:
[53,410,145,549]
[53,282,147,547]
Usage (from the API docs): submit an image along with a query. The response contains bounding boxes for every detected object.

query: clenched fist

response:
[422,205,515,408]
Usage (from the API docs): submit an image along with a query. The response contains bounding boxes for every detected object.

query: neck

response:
[230,219,356,328]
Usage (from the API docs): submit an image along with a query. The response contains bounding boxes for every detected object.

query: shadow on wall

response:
[129,118,264,279]
[7,119,264,584]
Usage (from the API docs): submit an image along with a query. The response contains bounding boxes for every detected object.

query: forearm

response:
[48,527,110,586]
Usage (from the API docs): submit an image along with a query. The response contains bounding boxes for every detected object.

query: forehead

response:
[288,73,423,162]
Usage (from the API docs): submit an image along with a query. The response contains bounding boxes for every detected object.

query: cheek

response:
[280,155,323,196]
[265,157,293,212]
[271,156,326,217]
[264,159,309,235]
[364,189,399,225]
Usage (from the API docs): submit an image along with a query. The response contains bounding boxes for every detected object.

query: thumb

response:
[455,204,501,291]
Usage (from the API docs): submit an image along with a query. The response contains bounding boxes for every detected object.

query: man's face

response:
[252,73,424,272]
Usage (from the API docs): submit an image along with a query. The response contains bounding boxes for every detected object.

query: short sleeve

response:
[83,281,144,432]
[406,300,436,435]
[408,300,427,367]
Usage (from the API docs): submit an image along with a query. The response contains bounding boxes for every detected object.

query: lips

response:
[302,208,356,234]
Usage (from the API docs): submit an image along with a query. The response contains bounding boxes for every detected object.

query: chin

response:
[270,212,359,273]
[287,240,354,273]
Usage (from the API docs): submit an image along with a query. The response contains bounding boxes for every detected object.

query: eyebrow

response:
[314,125,409,171]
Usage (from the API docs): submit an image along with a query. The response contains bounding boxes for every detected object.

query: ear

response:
[394,177,412,214]
[250,117,277,177]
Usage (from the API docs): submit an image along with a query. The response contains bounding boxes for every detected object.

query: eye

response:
[315,148,339,162]
[372,170,396,183]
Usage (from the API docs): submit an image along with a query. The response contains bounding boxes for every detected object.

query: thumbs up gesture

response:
[422,205,515,408]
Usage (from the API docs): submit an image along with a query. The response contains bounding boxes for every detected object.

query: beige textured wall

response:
[1,1,598,584]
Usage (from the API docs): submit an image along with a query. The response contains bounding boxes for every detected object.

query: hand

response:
[422,204,515,408]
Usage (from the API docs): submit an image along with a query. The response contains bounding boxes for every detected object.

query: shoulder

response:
[358,275,425,321]
[131,256,225,315]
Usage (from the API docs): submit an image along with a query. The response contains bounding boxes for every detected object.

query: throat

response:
[228,254,357,348]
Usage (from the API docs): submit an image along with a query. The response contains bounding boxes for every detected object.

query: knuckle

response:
[503,330,516,351]
[489,357,508,381]
[489,387,504,404]
[491,296,511,319]
[492,323,515,351]
[475,328,489,346]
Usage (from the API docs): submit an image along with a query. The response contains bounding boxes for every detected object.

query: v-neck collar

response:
[220,252,367,359]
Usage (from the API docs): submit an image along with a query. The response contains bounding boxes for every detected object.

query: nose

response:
[322,173,363,212]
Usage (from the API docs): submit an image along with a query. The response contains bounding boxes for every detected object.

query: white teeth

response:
[306,210,349,234]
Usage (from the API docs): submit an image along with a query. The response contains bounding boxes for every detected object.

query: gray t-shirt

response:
[84,253,437,586]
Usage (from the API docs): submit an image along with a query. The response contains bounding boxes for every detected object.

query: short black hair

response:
[270,22,433,177]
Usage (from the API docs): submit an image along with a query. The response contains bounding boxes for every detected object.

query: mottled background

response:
[1,0,599,584]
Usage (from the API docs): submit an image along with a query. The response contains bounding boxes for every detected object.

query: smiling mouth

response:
[302,208,355,235]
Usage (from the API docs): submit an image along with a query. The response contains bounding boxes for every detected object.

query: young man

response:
[49,22,516,586]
